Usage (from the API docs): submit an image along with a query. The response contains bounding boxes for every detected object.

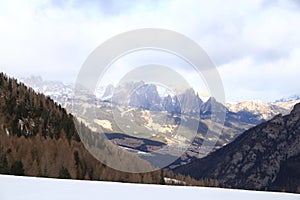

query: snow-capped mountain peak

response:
[227,97,300,120]
[19,75,300,122]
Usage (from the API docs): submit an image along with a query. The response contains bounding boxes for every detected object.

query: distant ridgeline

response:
[0,72,218,186]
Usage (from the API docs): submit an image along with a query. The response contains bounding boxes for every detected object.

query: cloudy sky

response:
[0,0,299,102]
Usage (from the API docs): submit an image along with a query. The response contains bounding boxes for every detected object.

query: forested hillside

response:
[175,102,300,193]
[0,72,218,186]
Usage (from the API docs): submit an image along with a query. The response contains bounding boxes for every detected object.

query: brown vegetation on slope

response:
[0,72,219,187]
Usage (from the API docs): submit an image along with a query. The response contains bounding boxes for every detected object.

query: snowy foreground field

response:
[0,175,299,200]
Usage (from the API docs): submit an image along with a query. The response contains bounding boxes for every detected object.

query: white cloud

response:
[0,0,299,101]
[218,48,300,102]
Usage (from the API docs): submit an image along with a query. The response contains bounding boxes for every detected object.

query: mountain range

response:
[19,76,300,167]
[0,72,212,186]
[21,76,299,121]
[227,100,299,120]
[2,74,300,193]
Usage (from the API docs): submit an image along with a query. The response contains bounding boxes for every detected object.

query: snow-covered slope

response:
[227,98,300,120]
[19,76,74,107]
[275,95,300,103]
[274,100,300,110]
[0,175,298,200]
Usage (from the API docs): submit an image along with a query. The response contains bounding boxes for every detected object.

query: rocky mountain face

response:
[227,98,300,120]
[20,77,300,170]
[162,95,181,113]
[174,103,300,193]
[0,73,213,186]
[129,84,161,111]
[200,97,265,125]
[101,84,114,100]
[103,82,202,115]
[20,76,299,123]
[103,83,263,124]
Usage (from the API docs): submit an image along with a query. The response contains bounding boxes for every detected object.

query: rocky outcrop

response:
[129,84,161,111]
[174,103,300,193]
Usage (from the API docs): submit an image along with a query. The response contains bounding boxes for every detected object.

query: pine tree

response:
[10,161,25,176]
[160,170,165,185]
[59,166,71,179]
[0,152,8,174]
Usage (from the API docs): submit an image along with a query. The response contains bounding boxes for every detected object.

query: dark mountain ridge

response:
[174,103,300,193]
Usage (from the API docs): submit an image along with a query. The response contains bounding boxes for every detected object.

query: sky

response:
[0,0,299,102]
